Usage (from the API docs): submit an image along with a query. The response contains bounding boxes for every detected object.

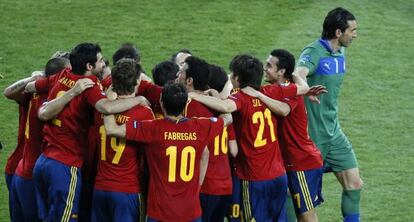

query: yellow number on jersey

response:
[166,146,196,182]
[98,125,126,164]
[213,127,228,156]
[252,108,276,148]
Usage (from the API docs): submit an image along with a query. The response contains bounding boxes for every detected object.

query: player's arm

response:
[219,113,233,127]
[229,139,238,157]
[94,96,150,115]
[104,114,126,138]
[189,92,237,113]
[241,86,291,117]
[199,146,209,186]
[38,78,94,121]
[292,70,310,95]
[4,72,42,102]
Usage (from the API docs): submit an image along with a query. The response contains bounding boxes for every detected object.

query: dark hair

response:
[69,43,101,75]
[322,7,356,40]
[171,49,192,63]
[230,54,263,90]
[44,57,70,77]
[111,58,140,95]
[270,49,295,81]
[185,56,211,91]
[161,82,188,116]
[208,64,228,92]
[112,43,140,65]
[152,61,179,87]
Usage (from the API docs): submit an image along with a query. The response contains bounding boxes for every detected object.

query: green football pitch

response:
[0,0,413,221]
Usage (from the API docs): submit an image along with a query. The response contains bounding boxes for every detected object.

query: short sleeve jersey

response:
[276,94,323,171]
[5,95,31,175]
[94,105,154,193]
[35,68,106,167]
[297,39,347,145]
[184,99,232,195]
[126,117,224,222]
[15,93,48,179]
[229,89,289,181]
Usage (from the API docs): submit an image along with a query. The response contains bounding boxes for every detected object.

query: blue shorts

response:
[200,193,231,222]
[228,174,243,221]
[11,175,41,221]
[91,189,141,222]
[287,168,324,214]
[241,174,288,222]
[33,154,81,221]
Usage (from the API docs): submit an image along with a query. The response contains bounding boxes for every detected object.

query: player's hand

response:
[105,86,118,100]
[31,71,45,80]
[241,86,260,98]
[307,95,320,104]
[71,78,95,96]
[306,85,327,97]
[219,113,233,126]
[204,89,220,98]
[136,96,151,107]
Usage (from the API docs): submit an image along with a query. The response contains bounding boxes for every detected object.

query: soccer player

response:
[11,57,70,221]
[27,43,149,221]
[171,49,192,68]
[91,59,154,222]
[243,49,325,222]
[152,60,179,87]
[189,54,291,221]
[177,56,234,222]
[103,82,232,222]
[295,7,363,222]
[3,69,43,221]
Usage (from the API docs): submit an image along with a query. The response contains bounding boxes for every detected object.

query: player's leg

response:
[44,157,82,221]
[14,175,41,221]
[243,174,288,221]
[91,189,110,222]
[110,191,140,222]
[326,136,363,222]
[33,154,49,220]
[200,193,216,222]
[287,168,324,222]
[10,176,24,221]
[228,175,243,222]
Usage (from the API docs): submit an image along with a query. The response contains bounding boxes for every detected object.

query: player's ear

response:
[86,62,93,71]
[186,77,193,86]
[335,28,342,38]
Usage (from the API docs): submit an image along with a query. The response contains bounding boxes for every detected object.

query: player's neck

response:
[165,114,185,122]
[328,39,341,53]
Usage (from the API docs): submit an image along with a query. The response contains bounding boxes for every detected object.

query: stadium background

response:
[0,0,413,221]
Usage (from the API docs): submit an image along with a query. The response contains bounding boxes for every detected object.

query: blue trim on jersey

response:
[315,56,345,75]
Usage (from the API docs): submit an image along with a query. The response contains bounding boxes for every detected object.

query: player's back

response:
[230,90,285,181]
[185,99,232,195]
[127,116,223,221]
[94,105,154,193]
[38,69,105,167]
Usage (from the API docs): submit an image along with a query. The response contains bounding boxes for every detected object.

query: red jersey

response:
[229,87,293,180]
[126,117,224,221]
[35,68,106,167]
[5,95,31,175]
[184,99,232,195]
[94,105,154,193]
[15,93,48,179]
[276,95,323,171]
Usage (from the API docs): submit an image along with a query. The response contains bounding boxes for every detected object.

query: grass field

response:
[1,0,413,221]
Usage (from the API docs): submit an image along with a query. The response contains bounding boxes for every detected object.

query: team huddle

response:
[3,7,362,222]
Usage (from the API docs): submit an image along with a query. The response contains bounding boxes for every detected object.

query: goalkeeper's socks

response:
[342,189,361,222]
